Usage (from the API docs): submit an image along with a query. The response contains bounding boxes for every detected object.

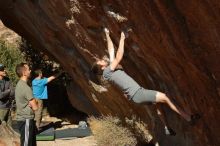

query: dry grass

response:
[88,116,137,146]
[125,116,153,143]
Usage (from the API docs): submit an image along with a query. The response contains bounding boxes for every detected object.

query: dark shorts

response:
[131,88,157,104]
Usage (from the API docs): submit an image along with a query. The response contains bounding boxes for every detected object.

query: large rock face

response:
[0,0,220,145]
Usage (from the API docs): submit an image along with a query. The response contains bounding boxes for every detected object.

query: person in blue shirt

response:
[32,69,62,129]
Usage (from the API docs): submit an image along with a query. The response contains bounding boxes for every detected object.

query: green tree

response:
[20,39,61,78]
[0,40,25,85]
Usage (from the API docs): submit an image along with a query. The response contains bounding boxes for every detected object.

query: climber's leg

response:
[132,88,176,135]
[155,92,191,121]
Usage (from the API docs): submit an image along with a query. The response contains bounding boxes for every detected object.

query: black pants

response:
[17,119,36,146]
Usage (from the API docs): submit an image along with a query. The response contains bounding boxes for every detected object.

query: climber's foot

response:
[165,126,176,136]
[189,113,201,126]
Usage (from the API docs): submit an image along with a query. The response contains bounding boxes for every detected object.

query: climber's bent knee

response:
[155,92,169,103]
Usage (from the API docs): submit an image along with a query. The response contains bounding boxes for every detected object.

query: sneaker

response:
[165,126,176,136]
[189,113,201,125]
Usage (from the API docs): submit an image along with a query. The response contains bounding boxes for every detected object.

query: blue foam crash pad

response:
[55,127,92,139]
[36,127,55,141]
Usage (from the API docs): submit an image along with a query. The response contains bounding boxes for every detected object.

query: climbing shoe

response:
[164,126,176,136]
[189,113,201,125]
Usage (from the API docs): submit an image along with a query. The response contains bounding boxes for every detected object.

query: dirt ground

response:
[37,136,97,146]
[37,116,97,146]
[0,116,97,146]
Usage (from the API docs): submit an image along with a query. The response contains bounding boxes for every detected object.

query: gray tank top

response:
[103,66,141,99]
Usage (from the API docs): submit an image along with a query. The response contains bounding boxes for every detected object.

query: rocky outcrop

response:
[0,0,220,146]
[0,124,19,146]
[0,20,20,47]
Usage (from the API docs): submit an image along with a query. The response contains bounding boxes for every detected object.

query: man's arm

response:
[26,87,38,110]
[9,82,15,98]
[47,71,63,83]
[110,32,125,70]
[47,76,56,83]
[29,98,38,111]
[0,89,10,99]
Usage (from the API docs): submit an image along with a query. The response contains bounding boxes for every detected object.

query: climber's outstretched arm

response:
[110,32,125,70]
[104,28,115,63]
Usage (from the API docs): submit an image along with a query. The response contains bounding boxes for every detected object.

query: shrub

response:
[125,116,153,143]
[19,39,58,75]
[0,40,25,85]
[88,116,137,146]
[19,39,67,85]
